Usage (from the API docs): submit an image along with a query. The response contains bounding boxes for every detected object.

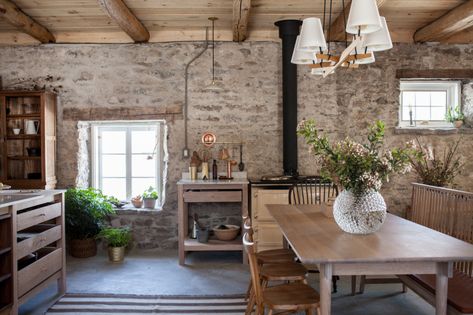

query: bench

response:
[398,183,473,315]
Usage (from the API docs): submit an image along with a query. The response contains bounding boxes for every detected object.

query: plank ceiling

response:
[0,0,472,45]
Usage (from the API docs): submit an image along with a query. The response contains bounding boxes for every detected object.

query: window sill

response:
[113,205,163,215]
[394,127,473,135]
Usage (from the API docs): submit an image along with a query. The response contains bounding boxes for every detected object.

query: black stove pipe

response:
[275,20,301,177]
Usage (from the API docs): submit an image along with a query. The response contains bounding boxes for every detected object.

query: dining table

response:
[266,204,473,315]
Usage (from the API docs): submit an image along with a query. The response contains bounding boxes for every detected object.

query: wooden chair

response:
[397,183,473,314]
[244,232,320,315]
[288,178,350,294]
[288,177,338,205]
[243,217,296,264]
[244,218,310,314]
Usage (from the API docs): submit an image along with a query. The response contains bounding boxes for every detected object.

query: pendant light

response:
[362,16,393,51]
[291,0,392,77]
[292,35,318,64]
[345,0,382,35]
[204,17,224,91]
[299,17,327,51]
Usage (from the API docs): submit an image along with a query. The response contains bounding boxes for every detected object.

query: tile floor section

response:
[20,250,434,315]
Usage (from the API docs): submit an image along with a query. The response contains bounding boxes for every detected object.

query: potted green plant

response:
[98,227,131,262]
[65,188,115,258]
[408,138,463,187]
[142,186,158,209]
[446,105,465,128]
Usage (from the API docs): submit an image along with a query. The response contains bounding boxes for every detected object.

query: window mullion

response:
[98,128,103,192]
[126,128,132,200]
[156,124,161,206]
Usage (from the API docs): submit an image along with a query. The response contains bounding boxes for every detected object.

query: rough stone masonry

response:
[0,41,472,249]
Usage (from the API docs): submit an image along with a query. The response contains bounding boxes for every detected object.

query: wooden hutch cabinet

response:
[0,91,57,189]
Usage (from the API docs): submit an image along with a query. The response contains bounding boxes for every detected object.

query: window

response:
[91,121,167,206]
[399,80,461,128]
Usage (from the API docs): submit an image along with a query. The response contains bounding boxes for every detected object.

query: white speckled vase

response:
[333,190,387,234]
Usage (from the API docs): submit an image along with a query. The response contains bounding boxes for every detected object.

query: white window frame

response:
[399,80,461,128]
[90,120,166,206]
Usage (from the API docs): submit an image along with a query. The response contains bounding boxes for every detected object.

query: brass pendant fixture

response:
[204,17,224,91]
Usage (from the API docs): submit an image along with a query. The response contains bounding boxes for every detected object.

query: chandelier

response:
[291,0,393,77]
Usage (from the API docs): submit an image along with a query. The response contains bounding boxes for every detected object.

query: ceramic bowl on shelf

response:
[213,224,240,241]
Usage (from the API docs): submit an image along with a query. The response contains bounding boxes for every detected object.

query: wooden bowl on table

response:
[213,224,240,241]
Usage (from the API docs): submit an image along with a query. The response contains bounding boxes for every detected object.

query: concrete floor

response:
[20,249,434,315]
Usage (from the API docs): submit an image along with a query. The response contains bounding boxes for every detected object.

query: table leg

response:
[319,263,332,315]
[435,262,449,315]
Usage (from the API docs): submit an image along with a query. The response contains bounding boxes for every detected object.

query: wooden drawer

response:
[18,247,62,297]
[17,225,62,260]
[17,203,61,231]
[254,222,284,252]
[183,190,242,203]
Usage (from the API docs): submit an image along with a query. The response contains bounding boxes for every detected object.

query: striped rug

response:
[46,293,247,315]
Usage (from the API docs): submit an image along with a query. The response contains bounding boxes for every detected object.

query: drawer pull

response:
[36,213,46,217]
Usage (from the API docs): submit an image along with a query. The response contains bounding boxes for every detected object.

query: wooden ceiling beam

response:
[414,0,473,43]
[97,0,149,43]
[328,0,388,42]
[0,0,55,43]
[233,0,251,42]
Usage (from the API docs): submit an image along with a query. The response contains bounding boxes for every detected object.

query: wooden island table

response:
[267,204,473,315]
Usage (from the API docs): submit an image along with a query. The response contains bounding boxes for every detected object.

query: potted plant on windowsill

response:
[65,188,115,258]
[142,186,158,209]
[98,227,131,263]
[446,105,465,128]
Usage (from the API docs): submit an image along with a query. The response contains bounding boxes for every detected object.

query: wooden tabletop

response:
[267,204,473,264]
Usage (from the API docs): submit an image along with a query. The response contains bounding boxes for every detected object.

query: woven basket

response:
[70,238,97,258]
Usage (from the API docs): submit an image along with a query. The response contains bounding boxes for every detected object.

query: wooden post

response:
[178,184,186,265]
[319,263,332,315]
[435,262,450,315]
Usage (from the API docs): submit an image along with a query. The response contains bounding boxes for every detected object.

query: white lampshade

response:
[299,17,327,51]
[292,36,317,64]
[355,51,375,64]
[362,17,393,51]
[346,0,382,35]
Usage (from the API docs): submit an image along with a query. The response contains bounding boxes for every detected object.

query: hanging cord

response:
[212,18,215,83]
[327,0,333,55]
[342,0,347,48]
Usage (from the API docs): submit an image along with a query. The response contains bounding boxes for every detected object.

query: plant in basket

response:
[65,188,115,258]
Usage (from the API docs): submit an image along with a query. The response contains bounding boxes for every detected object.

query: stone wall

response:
[0,42,472,249]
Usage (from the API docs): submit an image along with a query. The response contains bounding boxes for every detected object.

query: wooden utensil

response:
[238,144,244,171]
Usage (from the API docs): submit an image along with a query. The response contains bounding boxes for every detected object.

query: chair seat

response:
[263,283,320,310]
[261,262,308,281]
[410,270,473,313]
[256,249,296,264]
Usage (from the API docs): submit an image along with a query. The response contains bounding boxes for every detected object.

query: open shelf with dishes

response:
[0,91,57,189]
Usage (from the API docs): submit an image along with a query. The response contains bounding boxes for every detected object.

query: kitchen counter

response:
[0,190,65,208]
[0,189,66,315]
[177,179,249,185]
[177,179,248,265]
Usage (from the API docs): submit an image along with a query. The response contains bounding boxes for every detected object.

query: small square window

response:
[399,80,461,128]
